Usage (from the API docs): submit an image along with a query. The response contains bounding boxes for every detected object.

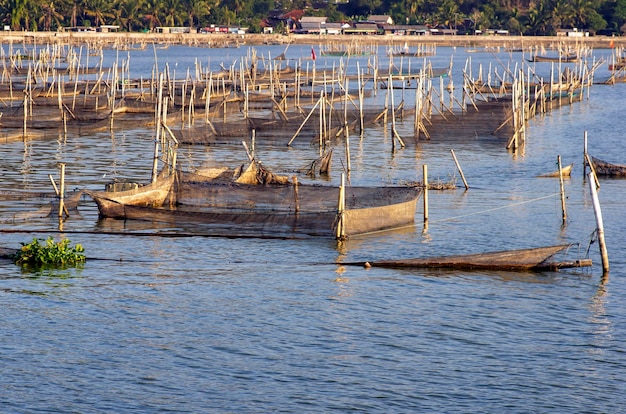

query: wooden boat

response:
[528,54,578,63]
[590,156,626,177]
[87,165,421,239]
[538,163,573,178]
[347,244,591,272]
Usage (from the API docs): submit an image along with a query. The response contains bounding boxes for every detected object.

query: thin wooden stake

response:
[336,173,346,240]
[423,164,429,223]
[558,155,567,224]
[583,130,588,177]
[450,149,469,190]
[58,163,66,218]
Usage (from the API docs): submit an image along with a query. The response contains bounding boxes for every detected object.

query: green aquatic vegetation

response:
[13,237,86,269]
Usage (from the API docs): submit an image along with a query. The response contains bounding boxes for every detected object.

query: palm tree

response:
[141,0,164,30]
[549,0,574,30]
[436,0,459,29]
[182,0,209,29]
[161,0,184,27]
[83,0,114,26]
[406,0,423,19]
[569,0,597,28]
[6,0,34,30]
[115,0,142,31]
[525,0,550,35]
[39,1,65,30]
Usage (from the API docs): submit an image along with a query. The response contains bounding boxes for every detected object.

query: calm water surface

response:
[1,44,625,412]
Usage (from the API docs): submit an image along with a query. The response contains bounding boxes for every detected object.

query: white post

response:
[588,172,609,274]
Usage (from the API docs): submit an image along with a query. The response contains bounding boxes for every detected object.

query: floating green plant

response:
[13,237,86,269]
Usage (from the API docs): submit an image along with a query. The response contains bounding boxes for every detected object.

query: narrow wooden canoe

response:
[590,156,626,177]
[347,244,591,272]
[528,54,578,63]
[538,163,573,178]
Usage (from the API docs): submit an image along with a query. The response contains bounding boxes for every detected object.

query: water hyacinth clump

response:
[13,237,86,269]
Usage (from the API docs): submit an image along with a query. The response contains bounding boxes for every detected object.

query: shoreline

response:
[0,31,620,50]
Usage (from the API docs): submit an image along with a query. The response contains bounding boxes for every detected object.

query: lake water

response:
[1,43,625,412]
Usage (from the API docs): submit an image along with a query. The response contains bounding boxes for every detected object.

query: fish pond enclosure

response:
[0,40,601,157]
[2,37,626,413]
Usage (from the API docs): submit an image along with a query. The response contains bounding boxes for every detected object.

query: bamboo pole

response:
[72,60,79,111]
[423,164,429,224]
[335,173,346,240]
[558,155,567,225]
[288,94,323,146]
[585,152,600,190]
[22,80,28,138]
[450,149,469,190]
[344,78,351,173]
[205,73,212,122]
[583,130,588,177]
[58,163,66,218]
[152,73,164,183]
[357,63,364,135]
[48,174,59,196]
[389,74,405,149]
[588,172,609,274]
[293,176,299,213]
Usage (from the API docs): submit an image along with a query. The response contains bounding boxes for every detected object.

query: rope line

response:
[349,192,562,238]
[429,192,561,224]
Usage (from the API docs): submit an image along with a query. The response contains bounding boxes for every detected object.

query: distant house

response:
[266,9,304,33]
[343,22,379,35]
[368,15,394,25]
[556,28,588,37]
[63,26,96,32]
[97,25,120,33]
[325,22,347,35]
[380,24,429,35]
[154,27,191,34]
[260,19,273,34]
[298,16,328,34]
[430,28,457,35]
[475,28,509,36]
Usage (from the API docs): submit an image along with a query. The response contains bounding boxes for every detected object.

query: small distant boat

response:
[538,163,573,178]
[590,156,626,177]
[345,244,591,272]
[528,54,578,63]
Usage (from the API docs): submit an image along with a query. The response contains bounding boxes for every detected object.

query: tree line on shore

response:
[1,0,624,36]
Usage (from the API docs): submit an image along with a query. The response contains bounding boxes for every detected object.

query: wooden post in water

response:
[58,163,66,218]
[585,152,600,190]
[23,82,28,138]
[335,173,346,240]
[389,74,405,149]
[423,164,429,224]
[344,79,351,173]
[357,64,364,136]
[558,155,567,225]
[152,73,164,183]
[205,73,212,123]
[450,149,469,190]
[588,172,609,274]
[583,130,588,177]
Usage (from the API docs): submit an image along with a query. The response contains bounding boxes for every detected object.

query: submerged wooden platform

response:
[344,244,592,272]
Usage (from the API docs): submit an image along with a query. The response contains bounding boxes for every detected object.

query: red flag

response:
[311,47,316,61]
